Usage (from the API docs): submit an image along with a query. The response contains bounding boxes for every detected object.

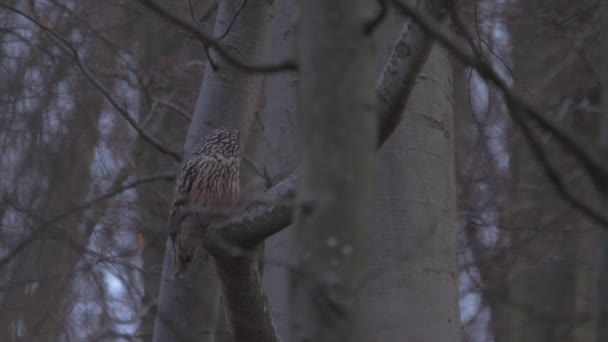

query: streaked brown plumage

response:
[169,128,241,276]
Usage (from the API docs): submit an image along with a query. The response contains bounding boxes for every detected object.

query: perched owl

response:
[169,128,241,276]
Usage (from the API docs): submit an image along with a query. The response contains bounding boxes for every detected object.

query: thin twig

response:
[216,0,248,40]
[0,172,176,270]
[187,0,196,22]
[153,97,193,121]
[184,0,218,69]
[508,101,608,226]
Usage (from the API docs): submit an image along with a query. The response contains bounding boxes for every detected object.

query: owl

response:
[169,128,241,276]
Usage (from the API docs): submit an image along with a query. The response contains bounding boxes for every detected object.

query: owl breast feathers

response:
[169,128,241,276]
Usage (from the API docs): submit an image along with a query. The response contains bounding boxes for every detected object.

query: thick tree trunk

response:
[368,29,461,342]
[152,1,274,341]
[289,1,375,341]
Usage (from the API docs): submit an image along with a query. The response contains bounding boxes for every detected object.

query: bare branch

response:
[204,173,296,254]
[216,0,248,40]
[0,172,175,270]
[215,256,279,342]
[138,0,297,73]
[507,101,608,226]
[153,97,193,121]
[58,172,176,220]
[376,0,451,145]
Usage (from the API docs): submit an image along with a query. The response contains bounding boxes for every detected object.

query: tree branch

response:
[507,101,608,226]
[215,256,279,342]
[138,0,297,74]
[0,172,175,270]
[376,0,452,145]
[216,0,248,40]
[204,173,296,255]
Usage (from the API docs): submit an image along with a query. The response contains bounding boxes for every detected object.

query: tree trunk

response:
[152,1,275,341]
[289,1,375,341]
[367,24,461,342]
[254,0,299,339]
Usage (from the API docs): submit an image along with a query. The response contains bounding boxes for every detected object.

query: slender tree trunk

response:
[152,1,275,341]
[289,1,375,341]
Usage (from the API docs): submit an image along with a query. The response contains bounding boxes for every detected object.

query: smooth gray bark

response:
[255,1,299,338]
[368,30,461,342]
[376,0,450,144]
[289,1,375,341]
[214,254,279,342]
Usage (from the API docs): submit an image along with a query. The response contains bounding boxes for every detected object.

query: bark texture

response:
[368,27,461,342]
[256,0,299,338]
